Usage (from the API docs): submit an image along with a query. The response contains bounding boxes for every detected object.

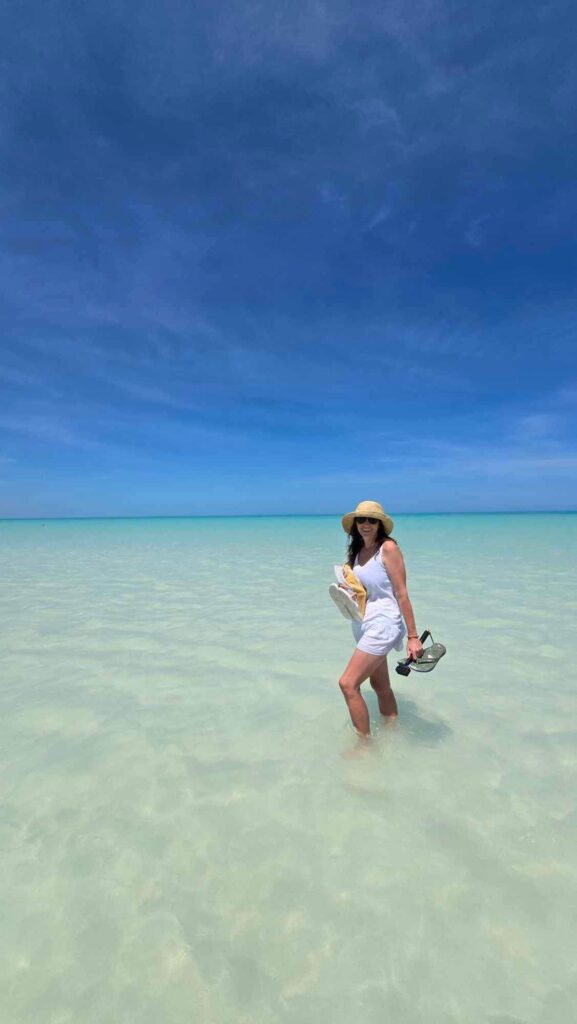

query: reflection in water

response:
[394,697,452,746]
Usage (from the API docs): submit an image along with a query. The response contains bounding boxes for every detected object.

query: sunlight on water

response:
[1,515,576,1023]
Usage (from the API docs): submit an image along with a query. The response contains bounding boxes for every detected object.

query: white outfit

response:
[351,547,405,656]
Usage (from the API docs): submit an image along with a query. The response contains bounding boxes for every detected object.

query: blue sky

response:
[1,0,576,516]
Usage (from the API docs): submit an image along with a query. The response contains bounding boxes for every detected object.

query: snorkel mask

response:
[396,629,447,677]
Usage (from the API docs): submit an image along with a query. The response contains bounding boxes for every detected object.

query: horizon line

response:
[1,510,576,523]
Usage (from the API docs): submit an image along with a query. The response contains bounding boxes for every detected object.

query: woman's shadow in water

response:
[372,695,452,747]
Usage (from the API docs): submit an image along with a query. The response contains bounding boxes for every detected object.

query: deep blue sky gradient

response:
[1,0,576,515]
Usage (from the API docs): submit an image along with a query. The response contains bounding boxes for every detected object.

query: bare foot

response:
[341,736,372,758]
[380,713,398,726]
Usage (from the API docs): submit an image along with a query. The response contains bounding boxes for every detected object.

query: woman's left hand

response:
[406,636,424,661]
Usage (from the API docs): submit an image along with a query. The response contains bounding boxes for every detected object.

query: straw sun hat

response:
[341,500,394,535]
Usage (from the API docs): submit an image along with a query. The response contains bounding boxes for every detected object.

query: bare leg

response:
[339,649,387,736]
[369,659,398,719]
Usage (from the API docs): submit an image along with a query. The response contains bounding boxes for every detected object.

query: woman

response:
[338,500,423,737]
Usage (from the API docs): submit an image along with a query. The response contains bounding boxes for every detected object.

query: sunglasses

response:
[355,516,379,524]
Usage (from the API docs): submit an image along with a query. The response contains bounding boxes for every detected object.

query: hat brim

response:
[341,511,394,535]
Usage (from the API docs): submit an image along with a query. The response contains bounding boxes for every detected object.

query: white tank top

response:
[353,546,402,625]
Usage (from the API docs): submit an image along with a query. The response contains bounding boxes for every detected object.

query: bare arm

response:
[381,540,424,658]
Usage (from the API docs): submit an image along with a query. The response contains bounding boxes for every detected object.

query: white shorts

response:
[351,615,405,657]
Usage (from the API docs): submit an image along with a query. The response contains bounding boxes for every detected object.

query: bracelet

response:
[407,634,419,639]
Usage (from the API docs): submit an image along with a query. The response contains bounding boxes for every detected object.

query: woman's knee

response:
[339,674,358,700]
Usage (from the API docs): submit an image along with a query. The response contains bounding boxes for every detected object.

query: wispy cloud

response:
[0,414,89,448]
[0,365,47,388]
[557,383,577,405]
[106,381,194,410]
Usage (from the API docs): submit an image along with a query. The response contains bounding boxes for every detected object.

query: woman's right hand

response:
[406,636,424,661]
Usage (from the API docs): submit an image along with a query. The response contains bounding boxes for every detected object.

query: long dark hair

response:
[346,520,396,566]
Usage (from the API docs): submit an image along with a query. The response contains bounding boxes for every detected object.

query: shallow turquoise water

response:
[1,514,576,1023]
